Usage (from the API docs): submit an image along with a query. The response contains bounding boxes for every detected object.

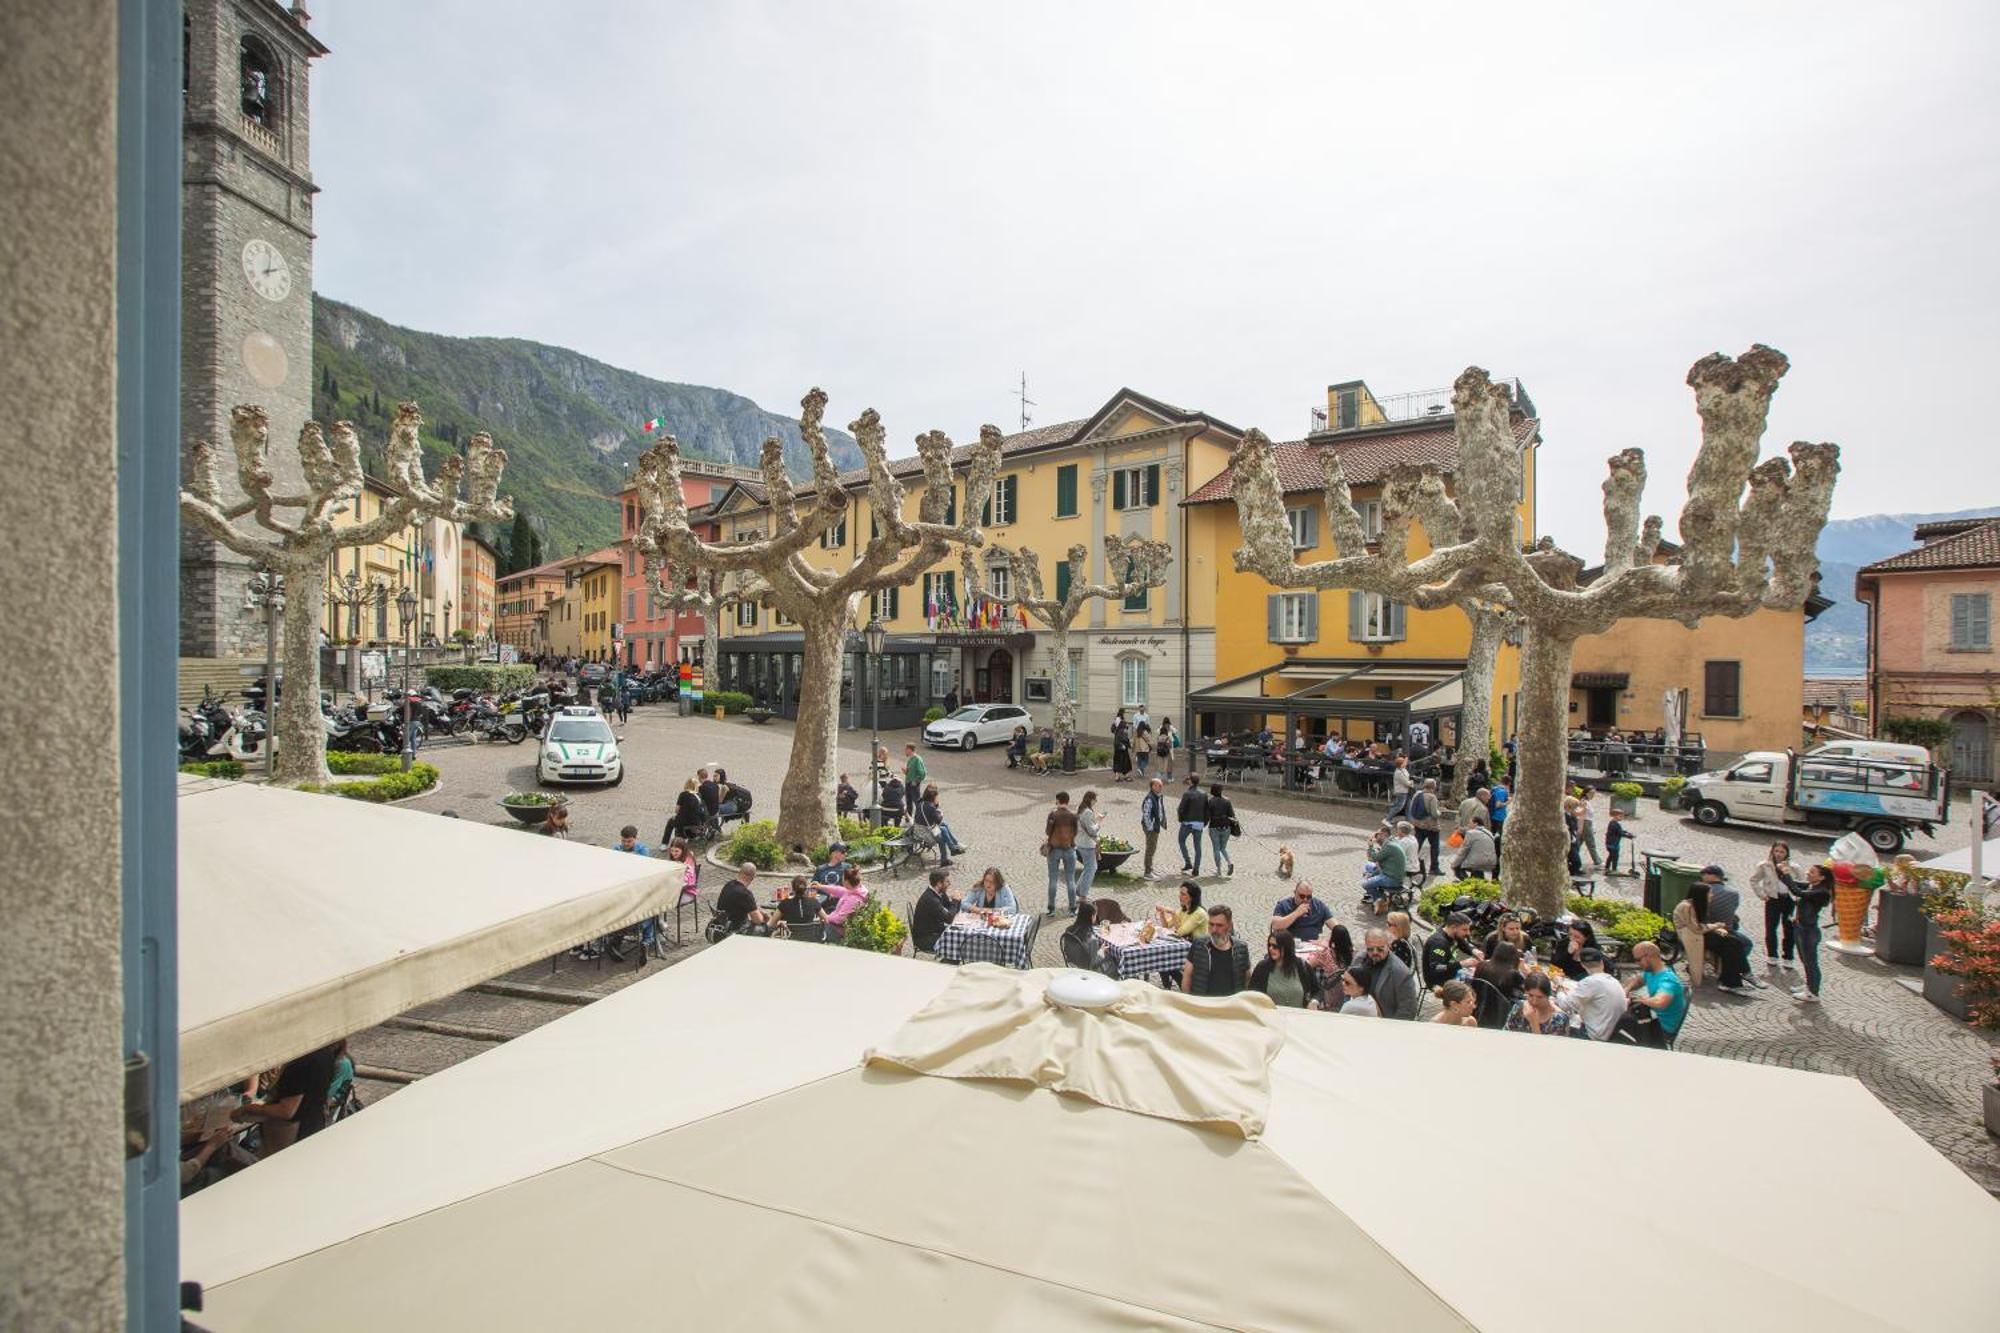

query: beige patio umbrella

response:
[176,774,676,1101]
[182,940,2000,1331]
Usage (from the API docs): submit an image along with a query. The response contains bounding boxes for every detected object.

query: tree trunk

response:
[702,609,720,699]
[274,571,331,786]
[1499,625,1574,917]
[1452,606,1506,805]
[1047,619,1077,747]
[774,611,845,853]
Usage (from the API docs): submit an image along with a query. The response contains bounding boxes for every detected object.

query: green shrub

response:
[1078,745,1112,766]
[1565,894,1671,945]
[1660,775,1687,797]
[1879,715,1952,749]
[1608,781,1644,799]
[704,690,754,716]
[720,819,784,869]
[842,897,909,954]
[923,706,947,723]
[320,763,440,803]
[1418,877,1502,924]
[179,760,245,780]
[327,751,403,776]
[425,664,536,694]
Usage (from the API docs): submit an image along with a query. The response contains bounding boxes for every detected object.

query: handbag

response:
[1038,841,1050,857]
[1228,816,1243,837]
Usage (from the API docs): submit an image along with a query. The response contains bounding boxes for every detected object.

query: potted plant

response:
[842,897,909,955]
[744,706,775,724]
[1877,863,1961,965]
[1923,895,1998,1026]
[498,791,564,825]
[1658,774,1687,812]
[1095,834,1137,877]
[1608,781,1643,816]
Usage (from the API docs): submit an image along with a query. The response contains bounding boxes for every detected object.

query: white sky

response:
[308,1,1999,550]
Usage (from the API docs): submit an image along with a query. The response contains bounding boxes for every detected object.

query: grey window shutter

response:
[1952,595,1967,644]
[1304,595,1319,643]
[1267,595,1281,642]
[1303,508,1317,548]
[1113,470,1127,510]
[1977,595,1991,645]
[1348,591,1363,641]
[1146,464,1160,505]
[1390,600,1407,641]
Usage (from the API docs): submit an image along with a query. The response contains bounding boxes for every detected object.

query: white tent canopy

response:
[1920,836,1998,879]
[183,940,2000,1332]
[176,775,675,1101]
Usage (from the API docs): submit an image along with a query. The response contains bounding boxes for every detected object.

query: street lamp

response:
[864,617,886,824]
[396,585,419,772]
[244,570,285,772]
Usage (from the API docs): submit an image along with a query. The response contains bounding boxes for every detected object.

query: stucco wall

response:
[1570,605,1805,757]
[0,0,127,1326]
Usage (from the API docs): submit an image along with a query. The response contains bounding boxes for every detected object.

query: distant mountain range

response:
[1807,505,2000,674]
[311,295,862,557]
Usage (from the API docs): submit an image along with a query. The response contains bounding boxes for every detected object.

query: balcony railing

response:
[237,114,281,157]
[1311,376,1534,435]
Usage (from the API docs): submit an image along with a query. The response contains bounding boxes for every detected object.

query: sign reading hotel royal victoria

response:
[933,631,1032,648]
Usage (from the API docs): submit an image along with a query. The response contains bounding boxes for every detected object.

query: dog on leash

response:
[1276,845,1295,879]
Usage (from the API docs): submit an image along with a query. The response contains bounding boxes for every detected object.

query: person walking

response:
[1205,782,1237,877]
[1139,777,1168,879]
[903,743,928,803]
[1407,777,1441,877]
[1110,710,1133,783]
[1573,790,1602,871]
[1789,862,1834,1003]
[1075,789,1104,901]
[1133,719,1153,780]
[1749,840,1798,974]
[1044,790,1081,915]
[1157,718,1177,781]
[1176,774,1209,876]
[1488,776,1510,870]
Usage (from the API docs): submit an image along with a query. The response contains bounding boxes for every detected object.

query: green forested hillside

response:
[311,294,860,560]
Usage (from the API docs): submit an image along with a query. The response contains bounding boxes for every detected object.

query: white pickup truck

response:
[1681,741,1950,855]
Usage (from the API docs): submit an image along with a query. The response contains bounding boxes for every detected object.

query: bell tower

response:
[179,0,329,657]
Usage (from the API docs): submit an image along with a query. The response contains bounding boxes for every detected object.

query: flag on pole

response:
[643,417,662,434]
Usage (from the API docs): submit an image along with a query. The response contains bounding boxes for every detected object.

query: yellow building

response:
[319,477,455,647]
[1180,376,1539,754]
[713,389,1242,733]
[555,546,622,663]
[1568,544,1830,761]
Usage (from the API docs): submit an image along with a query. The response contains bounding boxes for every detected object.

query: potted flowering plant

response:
[1608,782,1643,817]
[1658,774,1687,812]
[1924,895,1999,1026]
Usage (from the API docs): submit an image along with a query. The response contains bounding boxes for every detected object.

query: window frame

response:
[734,600,757,629]
[1352,591,1404,643]
[1703,659,1742,718]
[1112,464,1160,511]
[981,475,1019,527]
[1286,506,1317,550]
[1271,592,1315,644]
[1119,654,1149,708]
[986,565,1012,603]
[1950,591,1991,650]
[1054,464,1080,518]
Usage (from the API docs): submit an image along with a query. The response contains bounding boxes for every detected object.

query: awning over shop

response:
[183,941,2000,1331]
[1572,671,1630,689]
[176,775,676,1102]
[1187,658,1469,728]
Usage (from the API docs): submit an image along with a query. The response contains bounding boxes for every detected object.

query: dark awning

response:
[1572,672,1629,689]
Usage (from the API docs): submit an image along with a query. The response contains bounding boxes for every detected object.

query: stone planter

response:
[499,796,563,826]
[1094,848,1137,877]
[1873,891,1926,966]
[744,708,775,725]
[1658,790,1683,812]
[1984,1083,2000,1140]
[1609,794,1639,817]
[1921,918,1971,1021]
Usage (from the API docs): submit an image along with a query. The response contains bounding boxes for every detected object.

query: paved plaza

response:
[374,704,2000,1195]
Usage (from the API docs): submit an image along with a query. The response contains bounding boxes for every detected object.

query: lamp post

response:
[397,585,419,772]
[245,570,285,772]
[864,617,886,825]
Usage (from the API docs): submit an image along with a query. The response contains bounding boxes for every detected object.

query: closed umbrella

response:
[1662,688,1683,754]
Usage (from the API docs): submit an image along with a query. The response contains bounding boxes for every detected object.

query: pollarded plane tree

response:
[965,535,1173,750]
[180,403,512,785]
[635,388,1002,852]
[642,556,724,693]
[1231,347,1838,914]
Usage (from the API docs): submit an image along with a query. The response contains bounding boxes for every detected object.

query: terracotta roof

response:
[494,555,578,585]
[1803,677,1867,708]
[1910,517,1995,542]
[1183,416,1538,506]
[1859,520,2000,574]
[830,418,1091,489]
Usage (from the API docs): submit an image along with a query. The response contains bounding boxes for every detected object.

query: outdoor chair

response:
[1469,976,1511,1031]
[778,920,829,944]
[906,901,932,958]
[673,867,702,946]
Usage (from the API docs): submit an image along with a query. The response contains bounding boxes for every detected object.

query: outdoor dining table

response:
[933,911,1036,970]
[1095,921,1193,980]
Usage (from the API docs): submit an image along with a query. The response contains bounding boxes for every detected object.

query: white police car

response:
[539,706,623,786]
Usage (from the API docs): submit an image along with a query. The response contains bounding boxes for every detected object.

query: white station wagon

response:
[923,703,1033,751]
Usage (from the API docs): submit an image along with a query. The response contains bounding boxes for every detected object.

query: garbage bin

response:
[1654,861,1704,923]
[1061,737,1078,774]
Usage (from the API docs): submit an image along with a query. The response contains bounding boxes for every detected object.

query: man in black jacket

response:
[1421,912,1479,990]
[1183,905,1250,996]
[697,767,722,819]
[1175,774,1208,876]
[912,866,961,954]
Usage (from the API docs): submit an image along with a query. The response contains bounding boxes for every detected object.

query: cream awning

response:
[182,940,2000,1332]
[176,775,676,1101]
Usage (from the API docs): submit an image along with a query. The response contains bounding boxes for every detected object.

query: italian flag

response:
[643,417,661,433]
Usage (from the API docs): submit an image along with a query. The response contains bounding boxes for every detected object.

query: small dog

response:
[1276,845,1295,879]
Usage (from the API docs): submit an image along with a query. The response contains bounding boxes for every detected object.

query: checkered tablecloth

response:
[1101,931,1192,980]
[934,915,1035,969]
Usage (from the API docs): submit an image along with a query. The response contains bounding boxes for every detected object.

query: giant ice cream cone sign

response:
[1828,860,1885,955]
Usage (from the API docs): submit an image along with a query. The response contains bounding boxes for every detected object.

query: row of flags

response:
[925,587,1029,632]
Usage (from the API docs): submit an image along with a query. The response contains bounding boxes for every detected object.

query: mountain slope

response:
[311,295,861,555]
[1806,505,2000,674]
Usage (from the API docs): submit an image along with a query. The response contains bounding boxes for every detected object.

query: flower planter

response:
[499,796,563,825]
[1094,849,1137,877]
[1609,794,1639,816]
[1921,918,1971,1021]
[1872,891,1926,966]
[744,708,775,725]
[1658,791,1682,812]
[1830,885,1875,955]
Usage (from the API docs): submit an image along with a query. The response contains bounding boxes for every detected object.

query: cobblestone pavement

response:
[377,703,2000,1194]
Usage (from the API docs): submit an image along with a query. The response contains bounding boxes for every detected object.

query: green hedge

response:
[843,898,909,954]
[299,762,440,803]
[704,690,754,716]
[425,664,536,694]
[179,760,245,780]
[1565,894,1671,945]
[923,706,947,723]
[1418,877,1502,924]
[327,751,403,776]
[720,818,784,869]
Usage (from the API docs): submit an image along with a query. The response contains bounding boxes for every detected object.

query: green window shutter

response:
[1056,465,1078,517]
[1056,560,1072,604]
[1268,595,1282,642]
[1145,464,1160,506]
[943,485,957,527]
[980,495,992,527]
[1113,470,1127,510]
[1347,591,1364,641]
